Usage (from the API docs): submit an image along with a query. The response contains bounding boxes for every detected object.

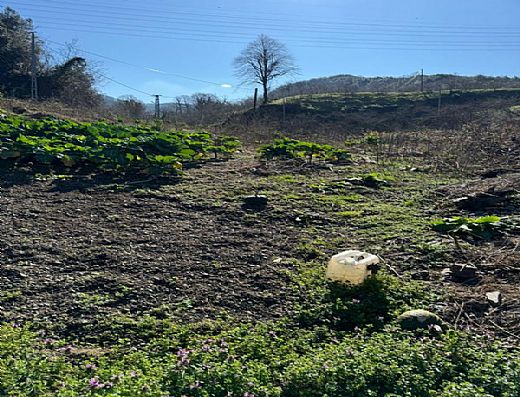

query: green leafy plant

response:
[363,131,380,145]
[259,137,351,163]
[208,135,241,159]
[431,215,503,239]
[0,115,240,175]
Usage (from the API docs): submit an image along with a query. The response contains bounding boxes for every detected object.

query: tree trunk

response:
[262,82,268,104]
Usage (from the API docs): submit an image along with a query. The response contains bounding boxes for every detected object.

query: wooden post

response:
[253,88,258,110]
[282,97,286,123]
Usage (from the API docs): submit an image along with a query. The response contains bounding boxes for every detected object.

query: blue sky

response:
[3,0,520,104]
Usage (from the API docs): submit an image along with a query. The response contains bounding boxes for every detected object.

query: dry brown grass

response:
[373,122,520,174]
[0,97,113,122]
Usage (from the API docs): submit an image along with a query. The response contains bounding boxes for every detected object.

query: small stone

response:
[411,270,430,280]
[243,195,268,210]
[441,268,452,277]
[450,264,477,280]
[397,309,444,331]
[486,291,502,306]
[12,106,26,114]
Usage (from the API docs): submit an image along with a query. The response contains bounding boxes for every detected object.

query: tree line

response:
[271,73,520,98]
[111,93,252,125]
[1,5,301,121]
[0,7,100,107]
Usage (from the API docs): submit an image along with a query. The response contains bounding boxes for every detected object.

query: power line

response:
[44,42,252,97]
[41,45,156,96]
[8,0,520,32]
[31,14,520,39]
[8,7,520,51]
[45,38,235,86]
[36,18,520,46]
[36,25,520,51]
[42,46,157,97]
[7,1,520,38]
[99,74,155,97]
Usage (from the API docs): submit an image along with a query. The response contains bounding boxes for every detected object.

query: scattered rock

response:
[397,309,444,331]
[481,169,512,178]
[345,175,388,188]
[440,173,520,211]
[359,156,377,164]
[486,291,502,306]
[31,112,54,120]
[12,106,27,114]
[411,270,430,280]
[242,195,268,211]
[450,264,478,280]
[453,193,509,211]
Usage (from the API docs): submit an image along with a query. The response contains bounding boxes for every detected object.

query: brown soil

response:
[0,157,304,339]
[0,152,518,342]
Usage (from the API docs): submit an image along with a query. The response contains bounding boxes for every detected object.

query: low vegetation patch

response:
[258,137,350,163]
[432,215,505,239]
[0,115,240,175]
[1,318,519,396]
[291,263,440,331]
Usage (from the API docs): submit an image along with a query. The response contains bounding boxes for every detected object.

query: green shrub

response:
[363,131,380,145]
[259,138,350,163]
[431,216,503,239]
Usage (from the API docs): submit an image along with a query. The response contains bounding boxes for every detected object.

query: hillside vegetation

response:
[272,74,520,97]
[227,88,520,141]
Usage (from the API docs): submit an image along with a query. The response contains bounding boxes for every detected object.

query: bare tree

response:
[113,95,146,119]
[233,34,297,104]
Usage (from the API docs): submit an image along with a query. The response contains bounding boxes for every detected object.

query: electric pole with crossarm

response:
[30,31,38,100]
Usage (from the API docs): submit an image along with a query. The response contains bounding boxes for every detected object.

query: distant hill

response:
[271,74,520,98]
[225,88,520,141]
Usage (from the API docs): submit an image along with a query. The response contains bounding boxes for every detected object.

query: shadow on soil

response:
[0,163,184,192]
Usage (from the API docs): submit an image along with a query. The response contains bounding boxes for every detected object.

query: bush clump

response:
[259,137,351,163]
[0,115,240,175]
[431,216,504,239]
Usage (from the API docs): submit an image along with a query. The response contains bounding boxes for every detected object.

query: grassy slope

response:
[226,89,520,142]
[271,88,520,111]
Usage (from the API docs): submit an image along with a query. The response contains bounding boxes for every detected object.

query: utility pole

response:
[421,68,424,93]
[154,95,161,118]
[253,87,258,111]
[30,32,38,101]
